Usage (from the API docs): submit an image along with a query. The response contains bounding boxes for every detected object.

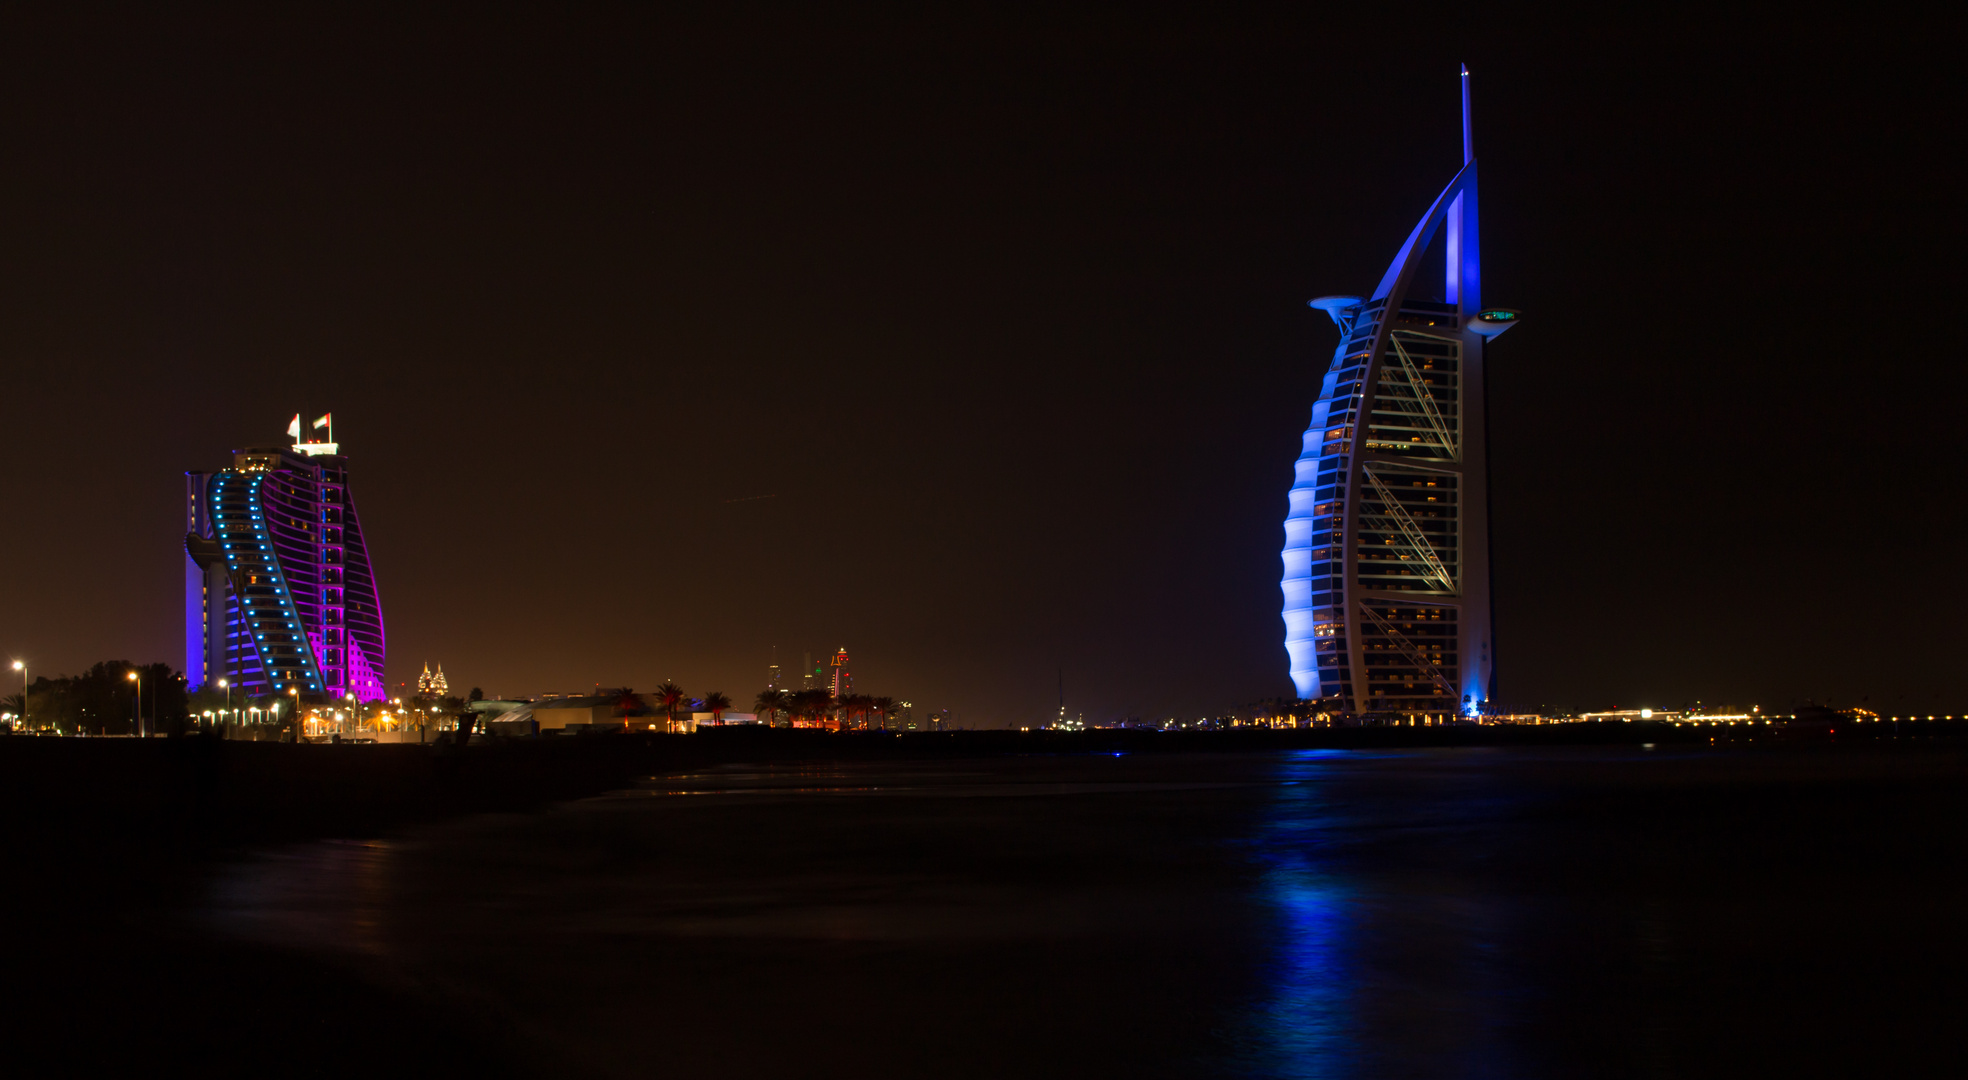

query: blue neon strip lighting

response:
[209,479,328,695]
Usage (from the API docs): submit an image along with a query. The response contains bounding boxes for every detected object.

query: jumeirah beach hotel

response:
[1281,68,1519,717]
[183,414,388,702]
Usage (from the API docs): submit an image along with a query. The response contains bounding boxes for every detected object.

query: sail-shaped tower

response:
[1281,67,1519,717]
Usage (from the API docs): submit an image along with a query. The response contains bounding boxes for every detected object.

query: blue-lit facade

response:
[1281,68,1517,715]
[184,429,388,702]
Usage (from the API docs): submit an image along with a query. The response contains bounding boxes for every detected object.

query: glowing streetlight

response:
[126,669,143,737]
[10,660,24,731]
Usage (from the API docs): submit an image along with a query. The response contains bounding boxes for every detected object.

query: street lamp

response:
[10,660,24,731]
[126,670,142,737]
[288,687,301,743]
[218,678,231,736]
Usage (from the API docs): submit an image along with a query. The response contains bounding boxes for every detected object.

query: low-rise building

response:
[485,693,696,734]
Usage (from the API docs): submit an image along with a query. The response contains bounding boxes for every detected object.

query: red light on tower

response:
[830,648,852,700]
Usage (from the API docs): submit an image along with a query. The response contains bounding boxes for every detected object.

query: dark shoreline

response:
[4,720,1960,851]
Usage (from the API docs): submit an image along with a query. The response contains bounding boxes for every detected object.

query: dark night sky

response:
[0,9,1956,722]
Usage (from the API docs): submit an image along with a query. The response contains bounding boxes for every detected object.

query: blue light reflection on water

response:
[1230,749,1525,1080]
[1236,749,1360,1078]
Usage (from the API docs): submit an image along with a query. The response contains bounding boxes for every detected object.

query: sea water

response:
[198,746,1968,1078]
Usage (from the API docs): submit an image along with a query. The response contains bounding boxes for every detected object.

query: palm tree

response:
[789,688,834,729]
[653,680,687,733]
[753,689,789,727]
[702,690,732,726]
[614,686,642,732]
[872,695,897,730]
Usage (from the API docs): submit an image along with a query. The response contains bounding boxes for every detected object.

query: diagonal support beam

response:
[1358,604,1459,699]
[1387,333,1457,460]
[1364,468,1455,591]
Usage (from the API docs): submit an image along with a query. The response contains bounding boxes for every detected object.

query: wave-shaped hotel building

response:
[1281,68,1518,717]
[183,416,388,702]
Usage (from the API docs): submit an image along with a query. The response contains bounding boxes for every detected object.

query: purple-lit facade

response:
[1280,68,1518,716]
[184,428,388,702]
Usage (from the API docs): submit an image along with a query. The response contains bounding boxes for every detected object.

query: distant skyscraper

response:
[184,415,388,702]
[829,647,851,700]
[1280,68,1519,716]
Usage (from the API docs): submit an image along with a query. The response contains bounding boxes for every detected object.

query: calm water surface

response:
[198,747,1968,1077]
